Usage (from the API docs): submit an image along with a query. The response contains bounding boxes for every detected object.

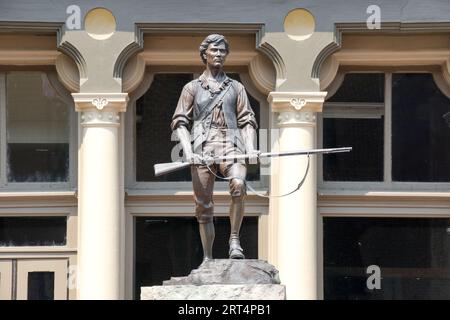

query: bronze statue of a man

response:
[171,34,258,262]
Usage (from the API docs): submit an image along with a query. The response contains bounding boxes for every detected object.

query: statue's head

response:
[199,34,230,64]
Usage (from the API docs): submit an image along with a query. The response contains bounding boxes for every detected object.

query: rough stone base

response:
[163,259,280,286]
[141,284,286,300]
[141,259,286,300]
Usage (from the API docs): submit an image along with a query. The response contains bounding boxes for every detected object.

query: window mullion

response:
[384,72,392,183]
[0,73,6,187]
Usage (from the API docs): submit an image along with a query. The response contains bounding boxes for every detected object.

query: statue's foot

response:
[229,237,245,259]
[201,257,212,264]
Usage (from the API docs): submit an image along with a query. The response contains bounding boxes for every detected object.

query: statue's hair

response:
[199,34,229,64]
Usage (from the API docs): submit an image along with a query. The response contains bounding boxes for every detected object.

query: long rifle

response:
[154,147,352,177]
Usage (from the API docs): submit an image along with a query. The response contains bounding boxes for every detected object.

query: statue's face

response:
[204,42,228,69]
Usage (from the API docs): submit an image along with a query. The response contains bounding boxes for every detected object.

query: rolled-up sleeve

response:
[236,83,258,129]
[171,82,195,131]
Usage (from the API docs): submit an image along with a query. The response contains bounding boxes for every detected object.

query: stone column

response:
[72,93,128,299]
[268,92,326,300]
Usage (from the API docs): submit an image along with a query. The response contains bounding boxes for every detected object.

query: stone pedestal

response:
[141,259,286,300]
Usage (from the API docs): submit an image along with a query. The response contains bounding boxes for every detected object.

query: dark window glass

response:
[323,73,384,181]
[328,73,384,103]
[136,74,193,182]
[6,72,70,182]
[392,73,450,182]
[134,216,258,299]
[0,217,66,246]
[323,118,384,181]
[27,272,54,300]
[324,217,450,300]
[7,144,69,182]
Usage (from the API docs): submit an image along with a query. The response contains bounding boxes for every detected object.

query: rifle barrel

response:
[154,147,352,177]
[212,147,352,162]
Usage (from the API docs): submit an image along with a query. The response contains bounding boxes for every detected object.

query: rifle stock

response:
[154,162,191,177]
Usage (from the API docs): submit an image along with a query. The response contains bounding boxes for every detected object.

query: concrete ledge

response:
[141,284,286,300]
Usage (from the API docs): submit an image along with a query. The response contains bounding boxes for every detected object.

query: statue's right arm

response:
[176,126,194,162]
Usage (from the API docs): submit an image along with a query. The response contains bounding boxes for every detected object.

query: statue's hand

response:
[247,150,260,164]
[185,152,203,165]
[202,154,215,166]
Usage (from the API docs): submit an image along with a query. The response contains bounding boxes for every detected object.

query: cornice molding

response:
[312,22,450,80]
[115,23,266,78]
[334,22,450,35]
[0,22,84,91]
[135,22,266,36]
[0,50,59,65]
[320,50,450,91]
[0,21,64,35]
[0,21,62,66]
[116,23,282,94]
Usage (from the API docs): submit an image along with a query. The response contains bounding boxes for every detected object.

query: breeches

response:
[191,129,247,224]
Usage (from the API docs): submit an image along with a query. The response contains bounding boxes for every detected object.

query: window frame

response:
[125,68,270,193]
[0,69,77,190]
[318,69,450,191]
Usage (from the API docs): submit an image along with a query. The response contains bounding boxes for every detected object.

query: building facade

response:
[0,0,449,300]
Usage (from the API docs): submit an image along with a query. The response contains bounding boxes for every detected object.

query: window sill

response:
[318,190,450,200]
[0,190,77,205]
[318,190,450,217]
[0,246,77,254]
[125,189,269,202]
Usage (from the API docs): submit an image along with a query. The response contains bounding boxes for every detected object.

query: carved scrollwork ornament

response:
[290,98,307,110]
[92,98,109,110]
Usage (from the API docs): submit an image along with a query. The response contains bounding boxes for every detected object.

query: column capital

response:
[72,93,129,113]
[276,111,317,127]
[268,91,327,113]
[79,110,121,127]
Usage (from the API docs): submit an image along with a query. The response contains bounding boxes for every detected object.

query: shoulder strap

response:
[196,81,233,121]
